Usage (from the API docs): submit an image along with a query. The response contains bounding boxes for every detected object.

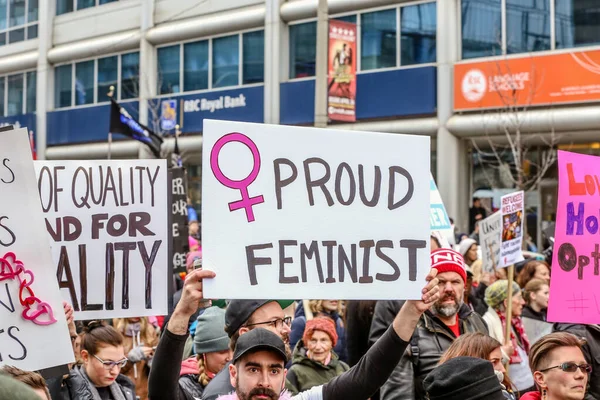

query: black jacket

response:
[522,305,546,321]
[554,324,600,400]
[345,300,377,367]
[369,301,488,400]
[47,366,136,400]
[201,361,234,400]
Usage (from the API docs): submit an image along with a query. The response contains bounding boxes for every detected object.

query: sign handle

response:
[503,264,515,374]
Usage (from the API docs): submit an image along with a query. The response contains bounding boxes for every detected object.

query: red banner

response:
[328,20,357,122]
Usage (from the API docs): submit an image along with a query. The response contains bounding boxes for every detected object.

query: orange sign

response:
[328,20,356,122]
[454,50,600,111]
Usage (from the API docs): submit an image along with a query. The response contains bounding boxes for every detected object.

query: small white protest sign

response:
[34,160,169,320]
[430,175,455,247]
[202,120,430,300]
[500,191,525,267]
[0,128,74,371]
[479,211,502,272]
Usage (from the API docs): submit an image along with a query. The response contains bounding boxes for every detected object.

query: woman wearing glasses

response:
[521,332,591,400]
[60,321,136,400]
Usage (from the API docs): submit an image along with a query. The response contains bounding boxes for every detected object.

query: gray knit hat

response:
[193,306,229,354]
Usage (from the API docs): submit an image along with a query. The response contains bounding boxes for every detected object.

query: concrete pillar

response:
[36,0,55,160]
[436,0,469,232]
[314,0,328,128]
[138,0,156,159]
[264,0,284,124]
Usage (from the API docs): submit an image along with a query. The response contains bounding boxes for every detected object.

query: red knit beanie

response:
[431,248,467,284]
[303,317,338,347]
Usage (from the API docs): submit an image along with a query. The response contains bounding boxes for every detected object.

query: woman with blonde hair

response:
[439,332,516,399]
[290,299,347,363]
[521,332,590,400]
[112,317,159,400]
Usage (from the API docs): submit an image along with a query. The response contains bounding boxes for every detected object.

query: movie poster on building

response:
[34,160,169,320]
[500,191,525,267]
[0,127,74,372]
[479,211,501,273]
[328,20,356,122]
[202,119,431,300]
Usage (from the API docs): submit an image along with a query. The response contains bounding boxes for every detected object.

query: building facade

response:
[0,0,596,240]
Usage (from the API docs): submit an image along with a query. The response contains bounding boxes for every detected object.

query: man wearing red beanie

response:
[370,247,488,400]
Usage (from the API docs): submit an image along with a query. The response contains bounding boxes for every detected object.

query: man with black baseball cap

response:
[149,267,442,400]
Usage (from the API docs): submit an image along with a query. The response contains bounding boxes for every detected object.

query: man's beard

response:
[432,293,463,318]
[281,332,292,360]
[236,386,280,400]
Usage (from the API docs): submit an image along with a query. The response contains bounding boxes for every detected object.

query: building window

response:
[0,0,37,45]
[121,52,139,100]
[506,0,550,54]
[54,52,139,109]
[401,2,437,65]
[157,29,264,95]
[461,0,502,59]
[26,70,35,113]
[243,30,264,84]
[56,0,118,15]
[289,22,316,79]
[213,34,239,88]
[7,73,23,116]
[0,70,36,116]
[184,40,208,92]
[555,0,600,49]
[157,45,180,95]
[361,9,397,71]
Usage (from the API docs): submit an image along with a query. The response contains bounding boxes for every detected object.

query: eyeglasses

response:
[245,316,292,330]
[540,362,592,374]
[93,354,128,370]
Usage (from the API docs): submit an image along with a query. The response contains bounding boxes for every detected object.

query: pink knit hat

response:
[303,317,338,347]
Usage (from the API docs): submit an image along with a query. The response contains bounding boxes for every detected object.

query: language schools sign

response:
[454,49,600,111]
[0,128,73,372]
[34,160,169,320]
[549,151,600,324]
[159,86,264,134]
[328,19,357,122]
[202,120,431,300]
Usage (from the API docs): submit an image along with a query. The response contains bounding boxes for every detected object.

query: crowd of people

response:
[1,203,597,400]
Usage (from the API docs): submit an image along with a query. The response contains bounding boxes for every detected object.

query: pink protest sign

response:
[548,150,600,323]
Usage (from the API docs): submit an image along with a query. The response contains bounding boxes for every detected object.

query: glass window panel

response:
[461,0,502,59]
[0,32,6,46]
[9,0,25,27]
[289,22,316,78]
[401,2,437,65]
[55,64,72,108]
[506,0,550,54]
[7,74,22,116]
[26,24,37,39]
[8,27,24,43]
[361,9,397,71]
[212,35,239,88]
[56,0,73,15]
[157,45,180,95]
[0,0,6,30]
[183,40,208,92]
[77,0,94,10]
[0,78,5,116]
[99,0,118,4]
[121,51,139,100]
[75,60,93,105]
[243,30,264,84]
[334,14,356,24]
[97,55,117,103]
[26,70,35,113]
[555,0,600,49]
[28,0,37,21]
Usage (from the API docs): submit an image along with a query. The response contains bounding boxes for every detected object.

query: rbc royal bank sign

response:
[158,86,264,134]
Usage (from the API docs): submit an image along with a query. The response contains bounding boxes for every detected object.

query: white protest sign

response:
[479,211,501,272]
[34,160,169,320]
[500,191,525,267]
[202,120,430,300]
[430,175,454,247]
[0,128,74,371]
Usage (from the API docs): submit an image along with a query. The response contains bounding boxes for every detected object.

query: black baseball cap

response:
[233,328,288,365]
[224,300,295,337]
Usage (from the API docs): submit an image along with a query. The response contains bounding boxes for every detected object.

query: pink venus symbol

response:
[210,132,264,223]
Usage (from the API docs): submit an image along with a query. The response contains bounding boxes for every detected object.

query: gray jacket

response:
[369,301,488,400]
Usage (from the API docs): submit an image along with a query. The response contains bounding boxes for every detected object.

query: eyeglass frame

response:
[539,362,592,374]
[244,316,292,330]
[92,354,128,370]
